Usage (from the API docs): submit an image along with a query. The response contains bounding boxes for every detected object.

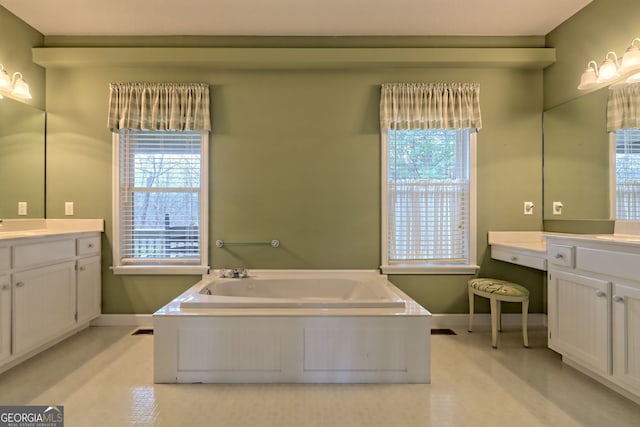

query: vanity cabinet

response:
[612,282,640,394]
[488,231,547,271]
[0,274,10,364]
[76,255,101,325]
[547,237,640,401]
[547,270,610,375]
[12,261,76,355]
[0,231,102,374]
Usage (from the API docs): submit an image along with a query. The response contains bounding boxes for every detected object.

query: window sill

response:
[111,265,210,275]
[381,263,479,275]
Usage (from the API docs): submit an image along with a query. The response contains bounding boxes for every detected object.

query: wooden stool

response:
[468,278,529,348]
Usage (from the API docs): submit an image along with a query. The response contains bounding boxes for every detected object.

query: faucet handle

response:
[220,268,249,278]
[233,268,249,278]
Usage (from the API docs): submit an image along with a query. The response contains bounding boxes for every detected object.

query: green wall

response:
[6,0,636,316]
[4,3,548,315]
[37,45,546,315]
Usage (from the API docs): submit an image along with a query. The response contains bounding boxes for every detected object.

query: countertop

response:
[489,228,640,254]
[488,231,547,254]
[0,219,104,240]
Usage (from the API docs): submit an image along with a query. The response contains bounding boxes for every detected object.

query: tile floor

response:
[0,324,639,426]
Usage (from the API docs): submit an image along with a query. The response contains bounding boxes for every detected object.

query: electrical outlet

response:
[18,202,27,216]
[553,201,563,215]
[524,201,534,215]
[65,202,74,216]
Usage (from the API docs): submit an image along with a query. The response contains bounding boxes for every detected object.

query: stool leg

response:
[522,298,529,348]
[468,288,474,333]
[490,297,498,348]
[497,300,502,332]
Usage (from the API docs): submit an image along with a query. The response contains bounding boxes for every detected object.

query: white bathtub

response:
[154,270,431,384]
[180,275,406,308]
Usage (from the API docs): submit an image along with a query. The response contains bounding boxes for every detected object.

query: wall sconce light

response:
[0,64,32,100]
[578,38,640,90]
[578,60,599,90]
[597,51,620,83]
[620,38,640,73]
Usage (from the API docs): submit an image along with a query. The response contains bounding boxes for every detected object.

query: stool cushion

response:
[468,278,530,297]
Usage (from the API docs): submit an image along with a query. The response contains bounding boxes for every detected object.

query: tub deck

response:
[154,270,431,384]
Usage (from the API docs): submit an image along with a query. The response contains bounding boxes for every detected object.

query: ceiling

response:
[1,0,593,37]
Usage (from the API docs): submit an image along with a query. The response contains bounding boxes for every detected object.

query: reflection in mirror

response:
[609,82,640,221]
[0,98,45,218]
[543,88,610,220]
[613,127,640,220]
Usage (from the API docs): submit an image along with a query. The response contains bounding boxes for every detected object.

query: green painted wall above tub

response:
[35,42,546,314]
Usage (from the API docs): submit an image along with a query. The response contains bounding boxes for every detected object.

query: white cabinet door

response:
[549,270,611,375]
[12,262,76,355]
[0,275,10,363]
[77,256,101,325]
[612,282,640,395]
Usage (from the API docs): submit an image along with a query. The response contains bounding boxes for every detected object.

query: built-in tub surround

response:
[154,270,431,384]
[181,274,406,309]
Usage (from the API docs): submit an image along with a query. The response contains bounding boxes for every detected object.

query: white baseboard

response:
[90,313,547,330]
[91,314,153,327]
[430,313,547,329]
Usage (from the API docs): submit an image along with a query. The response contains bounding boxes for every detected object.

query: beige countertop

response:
[489,228,640,254]
[488,231,547,254]
[0,219,104,240]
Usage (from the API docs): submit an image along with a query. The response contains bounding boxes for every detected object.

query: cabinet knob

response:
[1,284,9,291]
[510,256,518,262]
[554,253,564,259]
[613,295,625,303]
[88,243,94,248]
[15,281,25,288]
[595,289,607,298]
[79,266,86,271]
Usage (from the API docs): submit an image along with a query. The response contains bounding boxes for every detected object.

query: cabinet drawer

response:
[0,247,9,271]
[577,247,640,282]
[77,236,100,256]
[491,247,547,270]
[549,244,575,268]
[13,239,75,269]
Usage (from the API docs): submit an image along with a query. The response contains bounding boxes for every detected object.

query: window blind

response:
[615,128,640,220]
[119,129,203,264]
[387,129,470,263]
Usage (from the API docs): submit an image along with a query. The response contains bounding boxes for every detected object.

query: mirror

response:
[543,88,611,220]
[0,97,45,218]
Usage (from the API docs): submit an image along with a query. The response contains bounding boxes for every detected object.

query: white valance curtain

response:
[607,83,640,132]
[380,82,482,130]
[108,82,211,131]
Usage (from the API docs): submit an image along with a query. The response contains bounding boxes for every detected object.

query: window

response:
[112,129,209,274]
[613,128,640,220]
[381,128,477,274]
